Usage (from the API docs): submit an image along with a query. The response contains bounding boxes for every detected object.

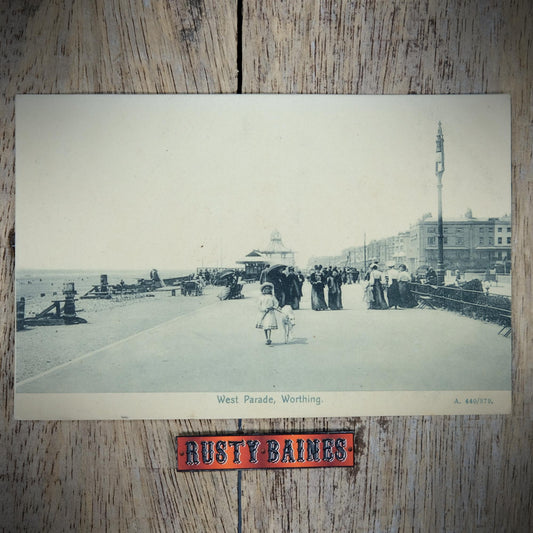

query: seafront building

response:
[237,229,296,280]
[259,229,296,266]
[309,211,511,273]
[235,250,268,280]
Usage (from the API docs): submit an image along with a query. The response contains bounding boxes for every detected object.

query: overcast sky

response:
[16,94,511,271]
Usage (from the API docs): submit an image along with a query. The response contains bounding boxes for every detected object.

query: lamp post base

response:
[436,265,445,286]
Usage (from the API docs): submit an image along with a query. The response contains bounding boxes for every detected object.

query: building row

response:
[309,210,511,274]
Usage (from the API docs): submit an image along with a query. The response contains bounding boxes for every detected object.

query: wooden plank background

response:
[1,0,531,530]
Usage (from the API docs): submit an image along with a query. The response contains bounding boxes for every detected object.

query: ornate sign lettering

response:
[177,433,354,471]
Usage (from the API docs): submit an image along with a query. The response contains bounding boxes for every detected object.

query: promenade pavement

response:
[17,281,511,394]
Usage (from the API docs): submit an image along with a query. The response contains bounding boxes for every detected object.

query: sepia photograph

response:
[15,94,511,419]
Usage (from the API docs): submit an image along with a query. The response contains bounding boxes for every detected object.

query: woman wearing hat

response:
[368,264,388,310]
[256,282,279,345]
[385,262,401,309]
[309,265,327,311]
[398,264,417,308]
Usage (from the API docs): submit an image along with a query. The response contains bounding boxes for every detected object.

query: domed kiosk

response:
[236,230,296,281]
[260,230,295,266]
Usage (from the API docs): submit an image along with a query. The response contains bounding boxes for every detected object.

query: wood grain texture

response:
[1,0,532,531]
[1,1,241,531]
[242,1,533,531]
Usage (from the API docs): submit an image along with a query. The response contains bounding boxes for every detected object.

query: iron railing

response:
[409,281,511,334]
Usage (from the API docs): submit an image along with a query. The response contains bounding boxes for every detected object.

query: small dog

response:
[279,305,296,343]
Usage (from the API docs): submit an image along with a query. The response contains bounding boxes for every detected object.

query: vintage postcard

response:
[15,94,511,419]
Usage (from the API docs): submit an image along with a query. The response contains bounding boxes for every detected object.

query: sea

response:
[15,268,194,304]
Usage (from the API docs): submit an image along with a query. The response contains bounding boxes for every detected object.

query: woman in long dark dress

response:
[386,264,401,309]
[269,271,286,307]
[369,265,388,309]
[398,264,417,308]
[326,268,338,310]
[286,266,302,310]
[333,267,343,309]
[297,270,305,298]
[309,265,327,310]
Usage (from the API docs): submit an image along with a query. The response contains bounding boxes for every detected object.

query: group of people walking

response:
[204,261,420,314]
[256,265,304,345]
[364,261,417,310]
[259,265,305,310]
[255,260,419,345]
[308,265,344,311]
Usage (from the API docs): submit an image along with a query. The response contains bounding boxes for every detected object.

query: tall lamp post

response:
[363,232,367,272]
[435,122,445,285]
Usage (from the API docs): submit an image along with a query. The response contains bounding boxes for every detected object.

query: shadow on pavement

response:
[270,337,308,346]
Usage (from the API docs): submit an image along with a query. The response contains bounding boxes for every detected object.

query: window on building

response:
[457,227,464,233]
[507,227,511,232]
[456,237,464,245]
[498,237,502,244]
[479,227,485,233]
[507,237,511,244]
[443,237,448,244]
[479,237,484,244]
[427,237,435,245]
[498,227,502,232]
[443,227,448,233]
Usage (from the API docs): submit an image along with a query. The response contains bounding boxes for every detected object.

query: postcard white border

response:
[15,391,511,420]
[15,94,512,420]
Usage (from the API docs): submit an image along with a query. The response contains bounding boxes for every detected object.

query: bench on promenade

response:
[497,311,512,338]
[417,294,436,310]
[498,325,512,337]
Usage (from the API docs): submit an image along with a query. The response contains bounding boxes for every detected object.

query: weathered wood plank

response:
[0,1,240,531]
[241,1,532,531]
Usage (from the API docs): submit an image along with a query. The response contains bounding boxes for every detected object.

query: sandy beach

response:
[16,285,221,383]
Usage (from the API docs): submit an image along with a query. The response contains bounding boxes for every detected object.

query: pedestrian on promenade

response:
[363,279,374,308]
[398,264,417,308]
[255,282,279,345]
[309,265,327,310]
[368,264,388,309]
[364,259,378,283]
[336,267,344,309]
[271,269,287,307]
[332,267,343,309]
[386,262,401,309]
[261,264,287,307]
[347,268,354,284]
[341,268,348,285]
[259,264,271,284]
[326,267,338,310]
[285,266,302,310]
[297,270,305,297]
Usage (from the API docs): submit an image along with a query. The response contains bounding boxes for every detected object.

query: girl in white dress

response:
[256,282,279,345]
